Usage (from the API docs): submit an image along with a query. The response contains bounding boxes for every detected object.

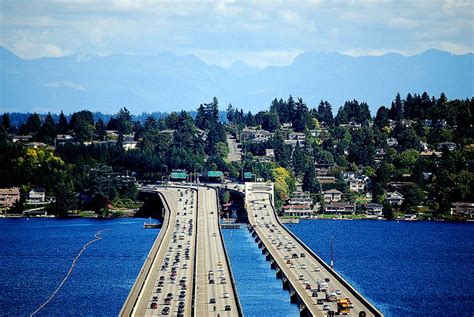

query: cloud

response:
[45,81,88,91]
[0,0,472,66]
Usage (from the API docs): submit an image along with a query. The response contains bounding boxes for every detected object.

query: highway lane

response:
[248,190,380,316]
[130,187,197,317]
[195,187,239,317]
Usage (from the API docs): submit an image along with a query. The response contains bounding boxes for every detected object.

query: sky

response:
[0,0,473,68]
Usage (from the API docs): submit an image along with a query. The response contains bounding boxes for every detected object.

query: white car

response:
[323,304,330,310]
[223,292,230,298]
[336,289,342,295]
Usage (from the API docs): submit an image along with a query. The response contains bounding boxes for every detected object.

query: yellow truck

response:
[337,298,350,315]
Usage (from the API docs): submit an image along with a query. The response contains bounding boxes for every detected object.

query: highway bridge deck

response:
[245,182,382,317]
[121,185,241,317]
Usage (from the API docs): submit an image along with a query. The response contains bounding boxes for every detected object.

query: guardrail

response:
[261,191,383,317]
[119,190,172,316]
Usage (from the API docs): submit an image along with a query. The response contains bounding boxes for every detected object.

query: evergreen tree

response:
[20,113,42,135]
[36,113,56,145]
[374,106,390,129]
[1,113,10,132]
[57,111,68,134]
[117,107,133,135]
[302,164,319,193]
[389,93,404,121]
[292,141,305,177]
[95,118,106,141]
[226,104,234,123]
[317,100,334,126]
[293,98,308,132]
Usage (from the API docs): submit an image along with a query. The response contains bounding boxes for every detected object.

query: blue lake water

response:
[222,227,300,317]
[1,218,473,316]
[0,218,157,316]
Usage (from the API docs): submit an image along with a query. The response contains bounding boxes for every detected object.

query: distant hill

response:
[0,46,472,114]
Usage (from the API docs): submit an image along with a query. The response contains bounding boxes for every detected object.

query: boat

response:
[144,217,162,229]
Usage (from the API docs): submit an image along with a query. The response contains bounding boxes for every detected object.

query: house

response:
[309,129,323,138]
[315,162,333,175]
[281,122,293,130]
[288,132,305,142]
[0,188,20,211]
[105,130,119,140]
[325,202,356,214]
[323,189,342,203]
[25,142,48,148]
[387,137,398,147]
[27,188,45,204]
[56,134,73,144]
[342,171,357,181]
[265,149,275,159]
[339,121,361,130]
[386,191,404,206]
[349,179,365,192]
[437,142,456,152]
[288,191,312,205]
[366,203,383,215]
[11,134,33,143]
[242,127,273,142]
[420,142,428,151]
[420,150,442,158]
[451,202,474,219]
[317,176,336,184]
[281,204,312,217]
[123,140,138,151]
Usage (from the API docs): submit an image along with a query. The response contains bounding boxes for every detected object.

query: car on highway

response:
[225,305,232,311]
[223,292,230,298]
[209,298,216,304]
[336,289,342,295]
[323,304,330,310]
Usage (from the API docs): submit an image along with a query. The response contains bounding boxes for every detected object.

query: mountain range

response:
[1,46,472,114]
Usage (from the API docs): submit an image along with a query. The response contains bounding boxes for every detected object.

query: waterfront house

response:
[323,189,342,203]
[386,191,404,206]
[451,202,474,219]
[366,203,383,215]
[0,188,20,212]
[27,188,45,204]
[325,202,356,214]
[281,204,312,217]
